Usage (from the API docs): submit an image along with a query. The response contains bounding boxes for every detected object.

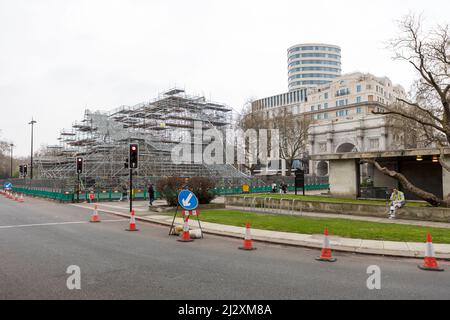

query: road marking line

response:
[82,203,148,212]
[0,219,127,229]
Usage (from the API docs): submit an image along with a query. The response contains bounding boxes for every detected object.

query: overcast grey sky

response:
[1,0,449,156]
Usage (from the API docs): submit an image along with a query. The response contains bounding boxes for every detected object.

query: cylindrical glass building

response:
[288,43,342,91]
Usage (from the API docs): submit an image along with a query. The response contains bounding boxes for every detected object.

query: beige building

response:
[251,72,408,176]
[305,73,406,176]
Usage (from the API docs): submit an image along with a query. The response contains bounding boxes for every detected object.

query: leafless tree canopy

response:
[271,107,310,176]
[0,131,13,178]
[235,99,270,175]
[375,15,450,148]
[366,14,450,206]
[237,102,310,176]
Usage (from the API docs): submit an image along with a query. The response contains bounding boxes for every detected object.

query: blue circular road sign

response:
[178,190,198,211]
[4,182,13,190]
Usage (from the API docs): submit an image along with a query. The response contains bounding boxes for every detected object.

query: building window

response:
[324,102,328,109]
[338,99,346,107]
[369,138,380,150]
[311,106,315,111]
[336,110,348,117]
[356,107,362,114]
[336,88,350,97]
[357,84,362,93]
[324,92,329,99]
[356,96,362,103]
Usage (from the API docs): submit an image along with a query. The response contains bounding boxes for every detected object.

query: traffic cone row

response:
[1,190,25,203]
[74,201,444,273]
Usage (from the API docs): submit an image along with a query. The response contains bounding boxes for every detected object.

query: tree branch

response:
[361,159,447,207]
[372,110,445,133]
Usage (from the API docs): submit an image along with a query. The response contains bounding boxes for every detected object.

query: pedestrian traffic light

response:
[124,158,129,169]
[76,157,83,174]
[129,144,138,169]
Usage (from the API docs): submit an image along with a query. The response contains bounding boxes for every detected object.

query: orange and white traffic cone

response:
[14,193,19,201]
[18,194,24,203]
[418,233,444,272]
[178,215,194,242]
[126,210,139,231]
[239,223,256,251]
[316,228,337,262]
[90,205,101,223]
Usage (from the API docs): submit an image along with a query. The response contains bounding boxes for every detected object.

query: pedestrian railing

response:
[212,184,330,196]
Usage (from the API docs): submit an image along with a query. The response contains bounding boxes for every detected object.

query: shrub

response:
[156,176,217,206]
[156,177,185,206]
[187,177,216,205]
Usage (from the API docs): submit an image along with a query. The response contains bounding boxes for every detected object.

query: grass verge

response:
[192,210,450,244]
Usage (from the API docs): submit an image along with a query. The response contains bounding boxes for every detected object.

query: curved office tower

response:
[288,43,342,91]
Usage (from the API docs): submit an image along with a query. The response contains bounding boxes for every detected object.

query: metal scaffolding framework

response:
[36,89,249,188]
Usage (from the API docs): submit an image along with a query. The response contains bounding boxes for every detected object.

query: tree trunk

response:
[285,160,293,177]
[361,159,449,207]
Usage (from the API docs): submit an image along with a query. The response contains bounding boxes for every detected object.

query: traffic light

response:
[23,165,27,176]
[76,157,83,174]
[124,158,129,169]
[19,165,24,176]
[129,144,138,169]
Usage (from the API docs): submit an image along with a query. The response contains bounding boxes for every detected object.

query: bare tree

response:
[0,131,13,178]
[271,107,310,176]
[364,14,450,206]
[235,99,269,175]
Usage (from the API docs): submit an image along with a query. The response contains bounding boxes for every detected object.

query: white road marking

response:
[0,219,127,229]
[86,203,148,212]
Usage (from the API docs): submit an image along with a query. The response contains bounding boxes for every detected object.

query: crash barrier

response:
[0,183,329,203]
[0,186,161,203]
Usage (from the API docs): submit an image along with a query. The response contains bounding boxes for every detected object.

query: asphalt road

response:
[0,195,449,300]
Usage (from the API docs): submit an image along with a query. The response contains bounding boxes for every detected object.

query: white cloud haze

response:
[0,0,449,156]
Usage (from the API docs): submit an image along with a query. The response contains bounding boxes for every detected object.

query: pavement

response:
[2,194,450,299]
[71,201,450,260]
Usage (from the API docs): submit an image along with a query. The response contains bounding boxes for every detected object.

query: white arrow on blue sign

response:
[4,182,12,190]
[178,190,198,210]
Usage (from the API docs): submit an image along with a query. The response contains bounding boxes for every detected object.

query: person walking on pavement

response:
[272,183,277,193]
[148,184,155,206]
[389,188,406,219]
[282,182,288,194]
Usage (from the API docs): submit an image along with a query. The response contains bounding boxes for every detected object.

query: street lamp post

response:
[9,143,14,178]
[29,119,37,180]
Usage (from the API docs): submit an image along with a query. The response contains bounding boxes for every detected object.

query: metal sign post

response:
[169,190,203,238]
[295,169,305,196]
[129,168,133,213]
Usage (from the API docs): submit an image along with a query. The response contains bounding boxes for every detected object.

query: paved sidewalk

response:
[71,202,450,260]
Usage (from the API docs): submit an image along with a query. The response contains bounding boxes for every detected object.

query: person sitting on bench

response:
[389,188,405,219]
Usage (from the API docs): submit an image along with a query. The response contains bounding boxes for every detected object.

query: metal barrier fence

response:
[1,183,330,203]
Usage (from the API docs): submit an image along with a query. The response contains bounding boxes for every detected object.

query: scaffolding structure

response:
[36,89,249,188]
